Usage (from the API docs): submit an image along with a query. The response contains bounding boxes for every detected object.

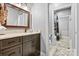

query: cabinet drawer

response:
[31,34,40,40]
[23,34,40,43]
[1,45,22,56]
[1,37,22,49]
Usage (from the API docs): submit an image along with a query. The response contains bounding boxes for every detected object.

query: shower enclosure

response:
[48,3,77,56]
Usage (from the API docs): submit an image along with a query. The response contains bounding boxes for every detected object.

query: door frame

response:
[51,4,77,55]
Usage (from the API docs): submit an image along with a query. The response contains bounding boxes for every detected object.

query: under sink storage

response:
[0,33,40,56]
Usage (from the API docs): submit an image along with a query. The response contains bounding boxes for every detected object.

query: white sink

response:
[0,26,7,35]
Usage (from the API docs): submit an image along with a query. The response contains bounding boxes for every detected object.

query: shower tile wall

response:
[48,3,72,46]
[48,4,53,45]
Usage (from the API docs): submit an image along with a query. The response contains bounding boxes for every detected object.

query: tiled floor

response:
[49,36,74,56]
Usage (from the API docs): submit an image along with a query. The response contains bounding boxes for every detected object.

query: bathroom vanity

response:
[0,32,40,56]
[0,3,40,56]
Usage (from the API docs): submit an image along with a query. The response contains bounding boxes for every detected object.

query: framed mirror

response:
[5,3,30,28]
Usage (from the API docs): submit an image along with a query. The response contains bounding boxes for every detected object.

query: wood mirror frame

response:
[2,3,30,29]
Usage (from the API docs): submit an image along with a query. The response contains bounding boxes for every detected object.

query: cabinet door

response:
[31,34,40,55]
[23,41,34,56]
[1,45,22,56]
[23,34,40,56]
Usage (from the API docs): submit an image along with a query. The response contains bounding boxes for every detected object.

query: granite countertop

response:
[0,31,40,40]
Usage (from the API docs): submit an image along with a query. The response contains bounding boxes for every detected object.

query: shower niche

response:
[53,5,71,41]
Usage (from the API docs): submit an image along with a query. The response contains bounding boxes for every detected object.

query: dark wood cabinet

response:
[22,35,33,56]
[0,37,22,50]
[23,41,33,56]
[23,34,40,56]
[0,33,40,56]
[31,34,40,55]
[0,37,22,56]
[1,45,22,56]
